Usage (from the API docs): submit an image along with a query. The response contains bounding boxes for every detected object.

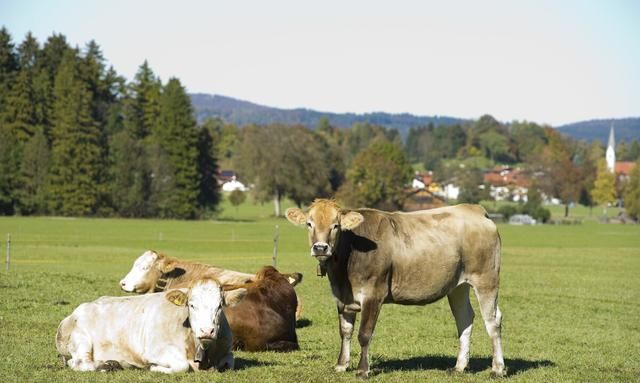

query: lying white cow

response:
[56,278,247,373]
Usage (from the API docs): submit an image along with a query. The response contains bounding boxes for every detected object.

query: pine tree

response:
[125,61,161,139]
[153,78,200,218]
[0,125,20,215]
[48,50,102,216]
[196,123,221,214]
[16,130,50,214]
[2,68,37,141]
[0,27,19,113]
[17,32,39,70]
[109,130,150,217]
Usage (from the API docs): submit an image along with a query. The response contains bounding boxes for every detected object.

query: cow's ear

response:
[341,211,364,231]
[286,208,307,226]
[160,259,177,274]
[223,288,248,307]
[166,290,188,306]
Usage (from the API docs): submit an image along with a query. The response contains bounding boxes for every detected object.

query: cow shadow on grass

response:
[233,358,276,370]
[374,355,554,377]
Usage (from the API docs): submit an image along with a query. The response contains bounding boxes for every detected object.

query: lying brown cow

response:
[120,251,301,352]
[224,266,299,351]
[286,199,505,378]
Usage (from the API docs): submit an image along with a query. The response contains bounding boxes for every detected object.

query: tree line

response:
[0,28,218,218]
[1,28,639,220]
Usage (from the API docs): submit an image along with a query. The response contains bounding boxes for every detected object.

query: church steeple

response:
[606,124,615,173]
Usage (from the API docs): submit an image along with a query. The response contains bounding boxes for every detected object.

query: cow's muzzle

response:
[311,242,332,259]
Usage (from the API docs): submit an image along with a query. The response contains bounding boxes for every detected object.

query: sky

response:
[2,0,639,126]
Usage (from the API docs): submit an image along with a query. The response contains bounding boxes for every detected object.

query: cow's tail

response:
[265,340,300,352]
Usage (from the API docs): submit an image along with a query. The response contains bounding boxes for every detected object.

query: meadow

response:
[0,199,639,382]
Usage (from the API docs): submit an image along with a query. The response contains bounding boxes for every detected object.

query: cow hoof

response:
[490,369,507,378]
[355,369,369,379]
[97,360,123,372]
[335,364,348,372]
[447,367,465,375]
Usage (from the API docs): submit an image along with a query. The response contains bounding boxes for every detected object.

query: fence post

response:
[272,225,279,267]
[6,233,10,272]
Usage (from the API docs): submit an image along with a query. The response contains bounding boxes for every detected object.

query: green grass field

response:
[1,200,639,382]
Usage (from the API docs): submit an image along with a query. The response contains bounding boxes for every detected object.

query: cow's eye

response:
[189,304,194,309]
[306,222,312,228]
[331,224,339,230]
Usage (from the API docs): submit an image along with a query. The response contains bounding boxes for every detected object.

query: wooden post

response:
[272,225,279,267]
[6,233,10,272]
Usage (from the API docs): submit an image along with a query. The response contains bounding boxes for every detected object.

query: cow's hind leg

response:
[447,283,474,373]
[473,286,506,377]
[336,309,356,372]
[67,331,96,371]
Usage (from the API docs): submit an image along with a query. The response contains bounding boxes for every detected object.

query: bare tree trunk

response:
[564,203,569,217]
[274,190,281,217]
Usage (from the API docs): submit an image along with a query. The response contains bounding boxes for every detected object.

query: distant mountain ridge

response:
[556,118,640,143]
[190,93,640,142]
[190,93,466,138]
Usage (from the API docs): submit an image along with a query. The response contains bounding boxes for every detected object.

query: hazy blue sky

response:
[2,0,639,125]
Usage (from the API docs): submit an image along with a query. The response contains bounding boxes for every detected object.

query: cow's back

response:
[349,204,499,305]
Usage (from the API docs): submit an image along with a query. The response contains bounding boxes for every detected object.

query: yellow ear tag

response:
[166,291,187,306]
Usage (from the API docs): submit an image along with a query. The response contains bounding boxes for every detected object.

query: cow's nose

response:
[119,280,126,288]
[200,328,215,339]
[313,244,328,253]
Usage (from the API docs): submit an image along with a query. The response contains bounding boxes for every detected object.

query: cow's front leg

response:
[355,298,383,379]
[149,349,191,374]
[335,308,356,372]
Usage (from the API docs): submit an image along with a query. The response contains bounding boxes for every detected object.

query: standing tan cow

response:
[56,278,247,373]
[286,199,505,378]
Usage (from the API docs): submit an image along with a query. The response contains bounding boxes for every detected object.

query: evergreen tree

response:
[17,32,39,69]
[2,68,37,141]
[16,130,50,214]
[0,27,18,113]
[196,123,221,213]
[109,130,150,217]
[0,125,20,214]
[125,61,161,139]
[48,50,102,216]
[153,78,200,218]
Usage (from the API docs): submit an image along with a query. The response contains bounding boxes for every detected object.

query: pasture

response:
[0,201,639,382]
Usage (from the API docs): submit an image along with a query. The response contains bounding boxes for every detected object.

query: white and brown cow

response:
[286,199,505,378]
[119,250,304,321]
[119,250,256,293]
[56,278,247,373]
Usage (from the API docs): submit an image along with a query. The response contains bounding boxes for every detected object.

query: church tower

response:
[606,124,615,173]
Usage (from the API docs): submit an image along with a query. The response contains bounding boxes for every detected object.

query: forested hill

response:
[190,93,465,137]
[557,118,640,143]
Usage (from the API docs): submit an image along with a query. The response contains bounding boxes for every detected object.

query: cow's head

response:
[166,279,247,344]
[120,250,177,293]
[286,199,364,262]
